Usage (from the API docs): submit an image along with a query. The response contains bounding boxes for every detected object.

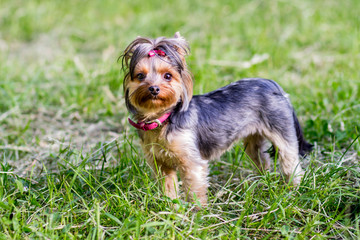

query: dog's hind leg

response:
[243,134,271,174]
[265,131,304,186]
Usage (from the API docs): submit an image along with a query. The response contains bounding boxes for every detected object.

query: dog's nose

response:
[148,86,160,96]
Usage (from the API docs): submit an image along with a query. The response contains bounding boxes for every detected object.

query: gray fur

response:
[168,78,305,160]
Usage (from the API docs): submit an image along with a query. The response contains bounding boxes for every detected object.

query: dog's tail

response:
[293,110,313,157]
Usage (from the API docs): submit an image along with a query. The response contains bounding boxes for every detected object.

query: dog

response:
[120,32,312,206]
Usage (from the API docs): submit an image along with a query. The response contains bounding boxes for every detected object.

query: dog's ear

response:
[122,69,136,114]
[171,32,192,110]
[179,69,193,112]
[171,32,189,57]
[174,32,181,38]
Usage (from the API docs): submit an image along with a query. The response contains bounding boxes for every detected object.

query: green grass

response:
[0,0,359,239]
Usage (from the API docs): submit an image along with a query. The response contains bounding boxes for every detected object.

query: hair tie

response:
[148,49,166,57]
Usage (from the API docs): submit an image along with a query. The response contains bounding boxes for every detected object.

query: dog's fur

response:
[121,33,313,205]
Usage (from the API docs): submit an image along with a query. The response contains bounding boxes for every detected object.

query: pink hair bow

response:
[148,49,166,57]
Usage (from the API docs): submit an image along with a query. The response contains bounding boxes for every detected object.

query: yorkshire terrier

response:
[121,32,312,206]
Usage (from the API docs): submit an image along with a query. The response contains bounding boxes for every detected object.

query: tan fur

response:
[243,134,271,173]
[140,125,208,205]
[127,58,186,121]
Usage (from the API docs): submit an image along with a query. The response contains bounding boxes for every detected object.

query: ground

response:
[0,0,359,239]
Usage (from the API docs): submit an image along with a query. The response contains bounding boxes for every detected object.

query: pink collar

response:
[128,112,171,131]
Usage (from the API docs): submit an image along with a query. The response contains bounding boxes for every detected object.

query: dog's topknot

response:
[121,33,190,80]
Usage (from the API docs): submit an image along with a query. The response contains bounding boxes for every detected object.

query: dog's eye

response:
[136,73,146,81]
[164,73,172,81]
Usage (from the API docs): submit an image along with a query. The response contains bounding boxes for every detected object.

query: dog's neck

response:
[132,110,169,122]
[128,111,172,131]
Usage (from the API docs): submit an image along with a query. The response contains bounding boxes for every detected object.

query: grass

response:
[0,0,359,238]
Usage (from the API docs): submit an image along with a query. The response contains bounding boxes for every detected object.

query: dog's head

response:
[121,32,193,120]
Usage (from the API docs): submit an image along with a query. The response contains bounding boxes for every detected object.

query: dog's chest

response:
[139,128,179,166]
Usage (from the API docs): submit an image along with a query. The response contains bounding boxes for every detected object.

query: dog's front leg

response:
[160,166,179,200]
[147,159,179,200]
[178,160,209,206]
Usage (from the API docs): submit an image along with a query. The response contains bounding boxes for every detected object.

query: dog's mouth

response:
[150,95,159,100]
[141,94,163,102]
[134,93,169,109]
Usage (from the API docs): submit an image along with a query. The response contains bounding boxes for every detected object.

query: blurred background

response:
[0,0,359,172]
